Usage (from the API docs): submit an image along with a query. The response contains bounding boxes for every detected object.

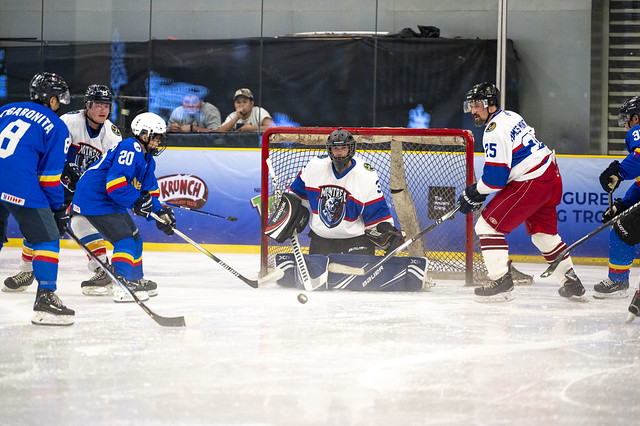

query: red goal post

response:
[260,126,481,285]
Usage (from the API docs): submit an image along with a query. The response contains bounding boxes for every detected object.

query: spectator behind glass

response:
[218,88,274,132]
[168,93,221,133]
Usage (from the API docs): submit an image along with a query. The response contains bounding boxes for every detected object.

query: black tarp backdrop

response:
[1,37,518,150]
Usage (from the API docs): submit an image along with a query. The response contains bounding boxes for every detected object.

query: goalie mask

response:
[326,128,356,175]
[131,112,167,156]
[29,72,70,106]
[265,192,310,244]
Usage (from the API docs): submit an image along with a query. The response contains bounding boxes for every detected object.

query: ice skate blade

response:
[81,285,113,296]
[626,312,637,324]
[593,290,628,300]
[31,311,74,326]
[474,292,515,303]
[113,289,149,303]
[2,285,29,293]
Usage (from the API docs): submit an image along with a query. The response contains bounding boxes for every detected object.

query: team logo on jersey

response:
[73,142,103,172]
[364,163,375,171]
[486,122,497,132]
[157,174,209,209]
[111,124,121,136]
[318,185,348,228]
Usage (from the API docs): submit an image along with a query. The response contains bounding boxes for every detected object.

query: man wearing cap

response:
[218,88,273,132]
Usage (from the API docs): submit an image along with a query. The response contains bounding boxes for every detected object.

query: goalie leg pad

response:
[614,205,640,246]
[274,253,329,291]
[327,253,428,291]
[265,193,310,243]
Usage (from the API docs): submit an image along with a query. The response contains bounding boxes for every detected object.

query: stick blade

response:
[327,262,365,276]
[258,268,285,286]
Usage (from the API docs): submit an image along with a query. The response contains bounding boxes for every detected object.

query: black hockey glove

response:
[458,183,487,215]
[61,162,82,192]
[133,192,153,218]
[155,207,176,236]
[365,222,406,253]
[599,160,623,193]
[52,206,70,236]
[602,198,629,223]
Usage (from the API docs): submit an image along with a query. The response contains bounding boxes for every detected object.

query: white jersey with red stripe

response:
[476,109,553,195]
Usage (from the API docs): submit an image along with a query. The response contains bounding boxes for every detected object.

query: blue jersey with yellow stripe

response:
[619,124,640,205]
[0,101,70,209]
[72,137,162,216]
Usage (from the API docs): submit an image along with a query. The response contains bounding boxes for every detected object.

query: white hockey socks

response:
[475,216,509,280]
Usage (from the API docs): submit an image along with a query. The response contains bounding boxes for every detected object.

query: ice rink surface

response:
[1,246,640,426]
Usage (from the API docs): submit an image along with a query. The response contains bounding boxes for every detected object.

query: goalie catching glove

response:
[365,222,406,253]
[265,192,310,243]
[155,207,176,236]
[458,183,487,214]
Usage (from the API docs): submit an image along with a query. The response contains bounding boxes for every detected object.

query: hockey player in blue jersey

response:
[71,112,175,302]
[3,84,129,296]
[0,71,74,325]
[597,96,640,318]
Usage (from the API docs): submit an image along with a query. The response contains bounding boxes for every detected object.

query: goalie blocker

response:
[274,253,431,291]
[265,192,310,243]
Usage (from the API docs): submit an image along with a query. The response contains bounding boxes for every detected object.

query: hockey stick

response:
[150,212,282,288]
[327,204,461,276]
[265,158,324,291]
[164,202,238,222]
[65,228,197,327]
[541,200,640,278]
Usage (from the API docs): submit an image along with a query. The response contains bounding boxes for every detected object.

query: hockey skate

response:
[626,290,640,323]
[474,270,515,303]
[3,271,35,292]
[81,268,113,296]
[136,278,158,297]
[593,278,629,299]
[113,278,149,303]
[510,262,534,286]
[31,288,75,326]
[558,268,588,302]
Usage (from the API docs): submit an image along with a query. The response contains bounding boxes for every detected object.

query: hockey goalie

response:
[264,129,431,291]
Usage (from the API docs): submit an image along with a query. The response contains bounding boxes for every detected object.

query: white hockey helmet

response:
[131,112,167,156]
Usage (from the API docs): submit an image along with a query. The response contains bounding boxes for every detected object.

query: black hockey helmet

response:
[29,72,70,105]
[463,82,500,113]
[84,84,114,104]
[618,96,640,127]
[327,128,356,174]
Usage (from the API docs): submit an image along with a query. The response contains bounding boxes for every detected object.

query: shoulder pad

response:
[111,124,121,136]
[364,162,375,171]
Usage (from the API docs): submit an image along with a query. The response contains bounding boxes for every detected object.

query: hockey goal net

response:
[260,127,487,285]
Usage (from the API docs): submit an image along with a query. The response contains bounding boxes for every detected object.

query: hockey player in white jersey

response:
[3,85,156,296]
[459,82,585,302]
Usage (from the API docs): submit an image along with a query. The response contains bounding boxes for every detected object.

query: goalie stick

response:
[327,204,461,276]
[541,200,640,278]
[265,158,323,291]
[150,212,283,288]
[66,228,197,327]
[164,202,238,222]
